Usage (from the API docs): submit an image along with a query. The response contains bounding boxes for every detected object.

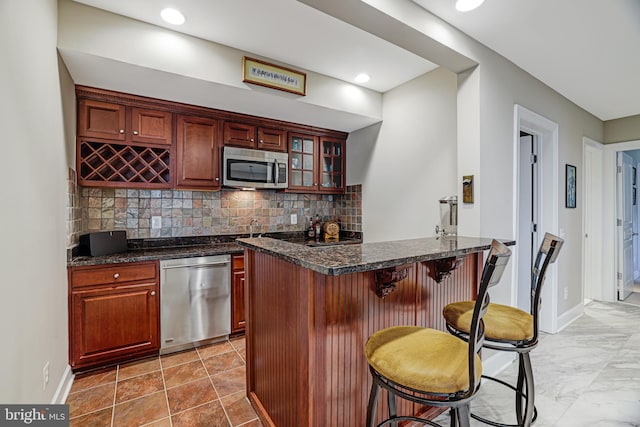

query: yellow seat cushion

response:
[365,326,481,394]
[443,302,533,342]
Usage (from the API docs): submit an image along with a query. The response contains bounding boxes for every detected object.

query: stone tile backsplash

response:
[67,168,82,249]
[68,181,362,246]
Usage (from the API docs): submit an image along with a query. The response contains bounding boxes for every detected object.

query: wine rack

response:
[78,140,171,188]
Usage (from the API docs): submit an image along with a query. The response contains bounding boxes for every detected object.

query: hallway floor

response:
[435,300,640,426]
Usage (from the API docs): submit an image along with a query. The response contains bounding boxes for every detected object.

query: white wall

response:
[348,67,458,242]
[472,49,602,311]
[0,0,69,403]
[57,0,382,133]
[313,0,605,318]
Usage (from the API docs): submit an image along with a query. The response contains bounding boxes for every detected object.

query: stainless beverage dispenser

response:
[438,196,458,236]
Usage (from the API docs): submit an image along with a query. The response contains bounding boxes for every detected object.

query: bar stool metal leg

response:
[522,353,535,426]
[388,390,398,427]
[367,379,380,427]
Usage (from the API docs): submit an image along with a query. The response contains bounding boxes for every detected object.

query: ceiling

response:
[70,0,640,122]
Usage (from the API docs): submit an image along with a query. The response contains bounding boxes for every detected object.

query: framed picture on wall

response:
[565,164,577,208]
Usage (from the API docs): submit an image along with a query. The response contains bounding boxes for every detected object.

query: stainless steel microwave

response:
[222,146,288,189]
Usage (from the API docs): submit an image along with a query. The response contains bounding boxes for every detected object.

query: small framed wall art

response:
[565,164,577,208]
[242,56,306,96]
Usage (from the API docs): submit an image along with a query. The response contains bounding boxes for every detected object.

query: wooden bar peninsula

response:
[236,235,514,427]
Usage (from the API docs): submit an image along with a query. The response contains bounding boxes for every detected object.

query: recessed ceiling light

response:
[161,8,186,25]
[455,0,485,12]
[354,73,370,83]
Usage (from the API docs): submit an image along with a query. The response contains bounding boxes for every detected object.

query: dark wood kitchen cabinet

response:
[75,85,350,191]
[288,133,345,194]
[78,99,172,145]
[223,121,286,152]
[231,255,246,333]
[68,261,160,370]
[175,115,221,189]
[76,87,173,188]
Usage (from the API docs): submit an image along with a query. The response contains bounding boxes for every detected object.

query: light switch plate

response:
[152,216,162,229]
[291,214,297,225]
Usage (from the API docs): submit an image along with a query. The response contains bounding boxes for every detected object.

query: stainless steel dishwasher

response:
[160,255,231,354]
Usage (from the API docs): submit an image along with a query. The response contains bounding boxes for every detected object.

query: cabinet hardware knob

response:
[250,138,254,142]
[215,177,219,181]
[113,273,120,279]
[119,129,125,134]
[133,130,139,135]
[259,139,264,143]
[151,291,156,296]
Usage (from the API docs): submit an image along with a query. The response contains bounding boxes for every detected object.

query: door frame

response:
[618,151,635,300]
[599,139,640,301]
[513,105,559,333]
[516,132,539,313]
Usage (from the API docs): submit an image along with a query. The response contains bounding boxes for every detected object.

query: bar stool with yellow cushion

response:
[365,240,512,427]
[443,232,563,427]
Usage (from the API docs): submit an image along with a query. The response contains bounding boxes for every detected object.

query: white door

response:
[583,143,603,301]
[618,152,634,300]
[517,132,539,312]
[634,161,639,280]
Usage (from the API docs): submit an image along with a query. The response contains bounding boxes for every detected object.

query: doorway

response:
[517,131,539,313]
[617,150,640,301]
[514,105,559,333]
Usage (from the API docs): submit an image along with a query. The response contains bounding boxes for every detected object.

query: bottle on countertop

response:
[314,214,322,240]
[307,217,315,239]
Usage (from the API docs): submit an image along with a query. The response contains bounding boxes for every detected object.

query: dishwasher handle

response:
[161,261,230,270]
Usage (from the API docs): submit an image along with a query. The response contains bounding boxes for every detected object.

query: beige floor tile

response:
[67,383,115,419]
[113,391,169,427]
[162,360,208,388]
[166,377,218,414]
[116,371,164,404]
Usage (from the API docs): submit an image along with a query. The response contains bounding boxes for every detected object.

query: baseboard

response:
[51,365,74,404]
[481,351,515,377]
[556,302,584,333]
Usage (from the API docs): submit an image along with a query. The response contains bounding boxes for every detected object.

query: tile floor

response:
[435,299,640,426]
[66,336,261,427]
[67,300,640,427]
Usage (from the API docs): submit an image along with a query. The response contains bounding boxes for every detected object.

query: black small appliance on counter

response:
[78,231,128,256]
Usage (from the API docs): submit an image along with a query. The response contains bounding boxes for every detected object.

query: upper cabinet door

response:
[223,121,256,149]
[78,99,126,141]
[130,108,172,145]
[176,115,220,189]
[319,137,345,193]
[288,133,318,192]
[257,127,287,152]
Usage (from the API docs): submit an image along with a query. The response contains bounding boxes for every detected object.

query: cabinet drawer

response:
[232,255,244,271]
[70,262,158,288]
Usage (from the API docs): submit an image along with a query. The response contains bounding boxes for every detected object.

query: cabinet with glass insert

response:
[288,133,345,194]
[319,137,345,192]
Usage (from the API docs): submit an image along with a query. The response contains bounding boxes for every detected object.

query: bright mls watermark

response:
[0,405,68,426]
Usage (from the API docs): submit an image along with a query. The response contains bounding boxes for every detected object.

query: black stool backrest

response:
[530,232,564,343]
[466,239,512,395]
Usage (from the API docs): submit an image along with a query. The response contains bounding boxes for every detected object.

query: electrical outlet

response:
[563,287,569,300]
[291,214,297,225]
[152,216,162,229]
[43,362,49,390]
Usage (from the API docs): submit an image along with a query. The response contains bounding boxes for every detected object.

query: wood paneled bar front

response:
[236,236,514,427]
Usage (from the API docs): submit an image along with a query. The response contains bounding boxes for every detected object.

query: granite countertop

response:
[236,235,515,276]
[68,242,244,267]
